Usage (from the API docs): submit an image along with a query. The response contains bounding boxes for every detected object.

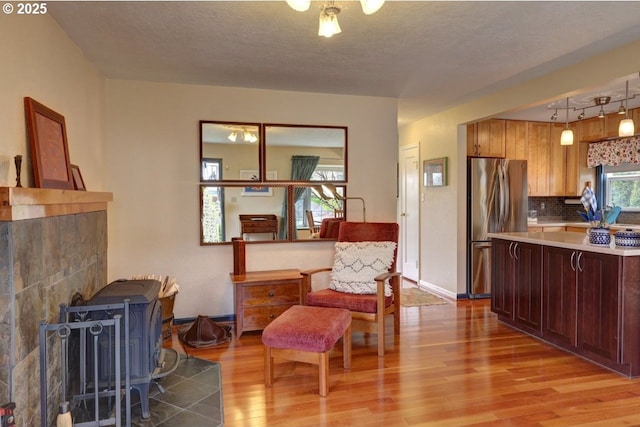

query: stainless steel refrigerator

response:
[467,158,528,298]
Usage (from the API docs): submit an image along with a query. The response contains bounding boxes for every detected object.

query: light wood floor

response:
[165,298,640,427]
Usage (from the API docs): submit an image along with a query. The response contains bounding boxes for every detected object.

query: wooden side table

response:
[239,214,278,240]
[230,269,303,337]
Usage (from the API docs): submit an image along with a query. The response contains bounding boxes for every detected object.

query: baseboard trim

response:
[174,314,235,325]
[417,281,458,301]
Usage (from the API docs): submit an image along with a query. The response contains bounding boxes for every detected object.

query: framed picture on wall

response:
[240,170,277,196]
[424,157,448,187]
[24,97,74,189]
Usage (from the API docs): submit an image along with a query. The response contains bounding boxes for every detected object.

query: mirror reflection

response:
[200,121,261,181]
[200,184,347,244]
[199,122,348,245]
[294,185,346,240]
[264,125,347,182]
[201,185,288,244]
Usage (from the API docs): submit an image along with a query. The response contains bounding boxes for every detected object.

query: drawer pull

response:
[269,313,275,319]
[268,291,275,297]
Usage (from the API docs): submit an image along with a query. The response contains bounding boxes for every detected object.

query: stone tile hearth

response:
[129,355,223,427]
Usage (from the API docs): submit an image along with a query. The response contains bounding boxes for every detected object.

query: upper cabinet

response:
[467,119,506,158]
[473,117,596,197]
[580,117,604,142]
[526,122,550,196]
[505,120,528,160]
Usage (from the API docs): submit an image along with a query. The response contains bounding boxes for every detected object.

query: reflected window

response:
[201,186,225,243]
[311,165,344,181]
[295,186,344,229]
[202,158,222,181]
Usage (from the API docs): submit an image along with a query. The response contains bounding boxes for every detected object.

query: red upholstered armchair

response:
[302,222,401,356]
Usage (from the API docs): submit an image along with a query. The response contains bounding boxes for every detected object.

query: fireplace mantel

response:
[0,187,112,221]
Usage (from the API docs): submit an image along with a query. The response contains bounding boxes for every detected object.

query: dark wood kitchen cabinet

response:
[513,242,542,335]
[491,239,514,320]
[491,234,640,377]
[576,250,619,363]
[541,246,577,347]
[542,246,620,366]
[491,239,541,335]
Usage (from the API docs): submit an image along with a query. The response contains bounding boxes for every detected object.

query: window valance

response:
[587,136,640,167]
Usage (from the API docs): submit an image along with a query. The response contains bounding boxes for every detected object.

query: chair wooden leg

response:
[319,352,329,397]
[377,316,385,357]
[264,346,273,387]
[343,323,351,370]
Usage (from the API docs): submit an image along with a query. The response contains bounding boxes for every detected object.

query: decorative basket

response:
[159,294,176,341]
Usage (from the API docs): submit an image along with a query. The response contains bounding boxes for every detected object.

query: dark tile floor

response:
[129,355,223,427]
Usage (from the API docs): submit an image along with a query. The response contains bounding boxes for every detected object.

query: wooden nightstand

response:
[230,269,303,337]
[239,214,278,240]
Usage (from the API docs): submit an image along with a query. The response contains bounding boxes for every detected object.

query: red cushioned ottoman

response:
[262,305,351,396]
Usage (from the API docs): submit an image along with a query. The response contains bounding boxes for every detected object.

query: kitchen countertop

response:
[488,231,640,256]
[529,220,640,231]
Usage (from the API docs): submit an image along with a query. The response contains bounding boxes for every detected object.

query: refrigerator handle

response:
[497,164,506,231]
[503,162,510,231]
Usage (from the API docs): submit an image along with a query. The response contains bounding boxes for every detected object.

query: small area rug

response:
[400,287,450,307]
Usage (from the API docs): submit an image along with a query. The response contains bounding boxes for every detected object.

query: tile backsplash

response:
[529,197,640,225]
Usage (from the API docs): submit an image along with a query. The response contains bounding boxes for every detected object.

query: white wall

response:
[0,14,105,189]
[400,38,640,297]
[105,80,398,318]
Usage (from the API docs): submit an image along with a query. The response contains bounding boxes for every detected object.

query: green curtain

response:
[279,155,320,239]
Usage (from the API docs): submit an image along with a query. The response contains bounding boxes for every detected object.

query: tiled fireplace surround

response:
[0,188,111,427]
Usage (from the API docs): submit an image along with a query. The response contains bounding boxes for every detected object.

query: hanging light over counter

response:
[560,97,574,146]
[619,80,635,137]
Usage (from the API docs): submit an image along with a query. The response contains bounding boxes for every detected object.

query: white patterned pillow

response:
[330,241,397,296]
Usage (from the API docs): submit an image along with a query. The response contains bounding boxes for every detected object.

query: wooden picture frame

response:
[24,97,74,189]
[71,164,86,191]
[423,157,448,187]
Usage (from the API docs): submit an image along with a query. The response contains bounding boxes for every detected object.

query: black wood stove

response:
[86,279,164,420]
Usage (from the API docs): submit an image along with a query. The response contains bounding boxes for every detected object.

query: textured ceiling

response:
[48,1,640,124]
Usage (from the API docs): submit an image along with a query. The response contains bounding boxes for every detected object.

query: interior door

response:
[400,145,420,281]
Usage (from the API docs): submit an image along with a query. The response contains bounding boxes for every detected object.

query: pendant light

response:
[285,0,310,12]
[619,80,635,137]
[560,97,574,146]
[318,4,341,37]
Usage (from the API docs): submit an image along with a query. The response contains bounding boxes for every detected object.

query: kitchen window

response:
[603,163,640,212]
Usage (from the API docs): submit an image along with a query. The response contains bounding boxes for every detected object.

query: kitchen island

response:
[488,231,640,377]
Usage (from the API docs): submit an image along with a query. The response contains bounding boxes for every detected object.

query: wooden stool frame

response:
[264,323,351,397]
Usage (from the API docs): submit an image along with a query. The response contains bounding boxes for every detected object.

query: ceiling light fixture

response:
[227,128,258,143]
[619,80,635,137]
[560,97,574,146]
[318,3,341,37]
[360,0,385,14]
[548,82,638,128]
[287,0,385,37]
[285,0,311,12]
[243,130,258,143]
